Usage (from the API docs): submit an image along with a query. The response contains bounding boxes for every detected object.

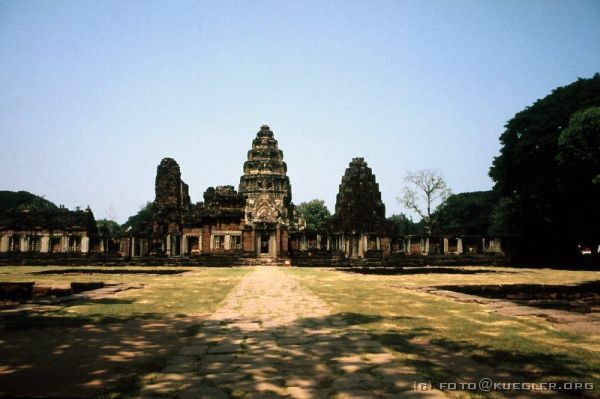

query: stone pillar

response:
[140,238,148,256]
[0,235,9,252]
[482,237,486,253]
[376,237,381,251]
[357,235,364,257]
[326,237,330,251]
[20,236,28,252]
[316,234,321,250]
[270,232,277,257]
[182,234,188,255]
[166,235,171,256]
[62,236,69,253]
[406,237,411,254]
[424,238,430,254]
[81,236,89,253]
[40,236,49,253]
[443,238,449,254]
[281,229,288,254]
[224,234,231,251]
[457,238,463,254]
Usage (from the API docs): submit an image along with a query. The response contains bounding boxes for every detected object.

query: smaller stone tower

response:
[331,157,387,258]
[152,157,191,255]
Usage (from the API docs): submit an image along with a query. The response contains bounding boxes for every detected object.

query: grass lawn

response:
[0,266,249,398]
[284,266,599,398]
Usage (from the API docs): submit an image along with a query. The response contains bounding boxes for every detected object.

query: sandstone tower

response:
[152,158,191,255]
[331,157,387,257]
[239,125,294,258]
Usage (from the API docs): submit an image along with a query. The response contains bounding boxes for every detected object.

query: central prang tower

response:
[239,125,295,258]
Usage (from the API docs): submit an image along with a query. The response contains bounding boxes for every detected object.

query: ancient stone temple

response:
[329,157,390,258]
[239,125,297,258]
[135,125,298,261]
[0,124,508,264]
[0,206,98,255]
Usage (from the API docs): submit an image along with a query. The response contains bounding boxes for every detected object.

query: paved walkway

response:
[139,266,444,398]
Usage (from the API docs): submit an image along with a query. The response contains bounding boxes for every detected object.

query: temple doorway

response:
[257,231,276,257]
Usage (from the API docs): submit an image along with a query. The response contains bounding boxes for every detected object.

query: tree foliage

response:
[296,199,331,231]
[557,106,600,185]
[398,169,451,235]
[489,74,600,260]
[387,213,423,235]
[0,190,57,211]
[122,202,154,235]
[433,191,496,235]
[96,219,124,236]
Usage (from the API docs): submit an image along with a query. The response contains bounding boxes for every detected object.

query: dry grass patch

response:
[285,267,599,398]
[0,265,249,398]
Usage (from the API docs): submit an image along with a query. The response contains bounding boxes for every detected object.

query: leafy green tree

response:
[297,199,331,231]
[557,106,600,184]
[433,191,496,235]
[398,169,451,235]
[489,74,600,260]
[96,219,124,236]
[387,213,423,235]
[122,202,154,235]
[0,190,56,211]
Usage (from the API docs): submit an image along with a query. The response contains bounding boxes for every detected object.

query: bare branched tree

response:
[398,169,451,235]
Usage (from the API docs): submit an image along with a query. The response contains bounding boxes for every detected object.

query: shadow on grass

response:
[0,311,194,398]
[0,308,593,398]
[337,266,517,275]
[30,268,191,275]
[436,281,600,314]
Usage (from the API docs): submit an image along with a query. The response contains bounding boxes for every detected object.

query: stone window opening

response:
[187,236,200,254]
[9,235,20,252]
[212,235,225,250]
[68,236,81,252]
[330,236,341,251]
[28,236,40,252]
[50,237,62,253]
[230,234,242,250]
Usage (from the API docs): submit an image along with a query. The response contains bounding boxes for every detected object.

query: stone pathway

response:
[139,267,445,398]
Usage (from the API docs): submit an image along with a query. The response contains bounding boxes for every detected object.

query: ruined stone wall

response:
[153,158,191,236]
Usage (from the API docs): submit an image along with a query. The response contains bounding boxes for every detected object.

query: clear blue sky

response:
[1,0,599,223]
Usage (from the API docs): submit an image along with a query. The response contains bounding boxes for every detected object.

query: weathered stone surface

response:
[137,267,431,399]
[178,386,229,399]
[178,345,207,356]
[331,157,386,233]
[153,158,190,233]
[239,125,298,229]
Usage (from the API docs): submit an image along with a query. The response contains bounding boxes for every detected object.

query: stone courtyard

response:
[139,266,444,399]
[0,265,597,398]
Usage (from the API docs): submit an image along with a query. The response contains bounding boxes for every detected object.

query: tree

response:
[557,106,600,185]
[489,74,600,261]
[296,199,331,231]
[398,169,451,235]
[96,219,123,236]
[122,202,154,235]
[433,191,496,235]
[0,190,57,211]
[387,213,423,235]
